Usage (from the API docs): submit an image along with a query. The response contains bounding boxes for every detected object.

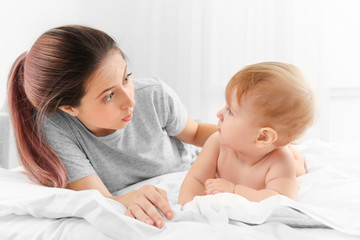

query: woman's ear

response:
[59,105,78,117]
[255,127,278,147]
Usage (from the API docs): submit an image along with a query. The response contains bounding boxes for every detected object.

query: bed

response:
[0,139,359,240]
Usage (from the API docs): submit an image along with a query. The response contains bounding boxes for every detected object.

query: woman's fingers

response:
[121,185,173,228]
[148,187,173,220]
[127,202,156,226]
[141,185,173,221]
[156,187,169,204]
[125,210,135,219]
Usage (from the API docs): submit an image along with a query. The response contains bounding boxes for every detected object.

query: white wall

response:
[0,0,83,168]
[1,0,360,152]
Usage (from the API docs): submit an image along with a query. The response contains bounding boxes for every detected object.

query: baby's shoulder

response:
[268,146,296,166]
[265,146,297,180]
[207,132,235,154]
[205,132,221,145]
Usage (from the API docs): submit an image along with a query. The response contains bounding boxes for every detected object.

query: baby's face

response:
[217,91,259,153]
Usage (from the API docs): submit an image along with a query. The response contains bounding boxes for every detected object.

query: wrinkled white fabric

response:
[0,140,359,239]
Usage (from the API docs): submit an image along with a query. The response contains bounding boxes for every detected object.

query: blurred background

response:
[1,0,360,167]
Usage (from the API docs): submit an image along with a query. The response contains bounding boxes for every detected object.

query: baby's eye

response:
[226,107,233,115]
[123,72,132,85]
[103,92,114,103]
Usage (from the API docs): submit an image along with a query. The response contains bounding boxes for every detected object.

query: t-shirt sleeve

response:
[156,79,188,136]
[43,118,96,182]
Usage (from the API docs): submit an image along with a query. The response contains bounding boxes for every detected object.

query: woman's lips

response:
[122,113,133,122]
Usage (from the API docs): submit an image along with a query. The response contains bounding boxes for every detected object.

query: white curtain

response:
[114,0,360,143]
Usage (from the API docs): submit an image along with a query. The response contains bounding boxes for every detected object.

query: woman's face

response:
[71,51,135,136]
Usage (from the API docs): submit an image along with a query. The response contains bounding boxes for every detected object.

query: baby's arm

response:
[178,133,220,205]
[234,147,298,201]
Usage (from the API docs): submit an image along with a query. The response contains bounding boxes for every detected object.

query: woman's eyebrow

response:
[95,66,127,99]
[96,85,116,99]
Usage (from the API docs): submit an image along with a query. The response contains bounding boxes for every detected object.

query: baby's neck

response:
[235,145,277,166]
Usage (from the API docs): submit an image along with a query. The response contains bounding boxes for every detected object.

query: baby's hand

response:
[204,178,235,195]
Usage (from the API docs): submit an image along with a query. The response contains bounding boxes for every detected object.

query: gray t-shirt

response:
[43,78,195,193]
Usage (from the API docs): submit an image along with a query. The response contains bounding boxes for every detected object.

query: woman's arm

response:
[178,133,220,205]
[175,115,218,147]
[67,175,172,228]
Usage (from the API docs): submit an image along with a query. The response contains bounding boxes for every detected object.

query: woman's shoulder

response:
[133,77,163,91]
[133,77,180,103]
[43,111,81,136]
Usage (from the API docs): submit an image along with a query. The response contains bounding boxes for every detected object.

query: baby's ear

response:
[255,127,277,147]
[59,105,79,117]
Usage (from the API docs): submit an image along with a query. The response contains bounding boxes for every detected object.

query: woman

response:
[7,25,217,228]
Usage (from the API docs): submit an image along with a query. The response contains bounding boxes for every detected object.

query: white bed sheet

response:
[0,139,359,240]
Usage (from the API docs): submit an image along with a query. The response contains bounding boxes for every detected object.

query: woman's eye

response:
[103,92,114,103]
[123,72,132,85]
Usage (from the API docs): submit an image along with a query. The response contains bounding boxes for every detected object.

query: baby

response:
[178,62,315,205]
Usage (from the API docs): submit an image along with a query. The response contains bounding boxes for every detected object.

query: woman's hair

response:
[7,25,121,188]
[225,62,315,146]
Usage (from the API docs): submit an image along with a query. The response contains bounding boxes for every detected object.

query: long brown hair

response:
[7,25,121,187]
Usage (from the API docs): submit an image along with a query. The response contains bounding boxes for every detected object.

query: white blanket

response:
[0,140,359,239]
[180,140,360,234]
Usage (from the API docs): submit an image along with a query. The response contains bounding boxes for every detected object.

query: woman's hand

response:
[115,185,174,228]
[67,174,172,228]
[204,178,235,195]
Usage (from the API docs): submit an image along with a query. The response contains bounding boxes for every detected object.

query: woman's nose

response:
[119,89,135,110]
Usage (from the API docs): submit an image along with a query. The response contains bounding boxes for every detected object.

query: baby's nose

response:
[217,108,224,121]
